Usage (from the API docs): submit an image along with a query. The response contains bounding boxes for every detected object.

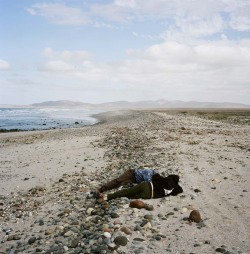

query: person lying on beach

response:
[97,173,183,201]
[98,168,157,193]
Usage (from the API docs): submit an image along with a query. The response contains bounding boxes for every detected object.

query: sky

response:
[0,0,250,105]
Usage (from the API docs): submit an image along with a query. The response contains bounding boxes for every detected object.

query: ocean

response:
[0,108,103,131]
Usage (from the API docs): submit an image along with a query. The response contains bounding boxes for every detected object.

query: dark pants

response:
[107,182,151,200]
[100,169,136,192]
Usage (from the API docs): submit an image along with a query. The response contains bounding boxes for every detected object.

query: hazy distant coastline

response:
[1,99,250,109]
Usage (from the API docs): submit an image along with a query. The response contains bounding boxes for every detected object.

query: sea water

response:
[0,108,103,131]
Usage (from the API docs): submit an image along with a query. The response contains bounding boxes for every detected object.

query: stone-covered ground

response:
[0,110,249,254]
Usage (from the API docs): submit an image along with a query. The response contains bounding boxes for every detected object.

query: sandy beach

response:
[0,110,249,254]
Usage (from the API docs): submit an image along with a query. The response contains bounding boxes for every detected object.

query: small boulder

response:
[129,200,145,209]
[188,210,201,223]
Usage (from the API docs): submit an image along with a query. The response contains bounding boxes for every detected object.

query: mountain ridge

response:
[0,100,249,109]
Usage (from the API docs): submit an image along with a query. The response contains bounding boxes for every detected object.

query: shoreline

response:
[0,110,249,253]
[0,110,130,133]
[0,107,105,133]
[1,108,249,133]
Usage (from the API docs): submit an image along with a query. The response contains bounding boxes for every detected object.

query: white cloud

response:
[228,0,250,31]
[42,47,91,61]
[114,0,136,8]
[60,50,92,61]
[39,40,250,95]
[42,47,55,58]
[0,59,11,70]
[21,1,250,104]
[174,15,226,38]
[5,39,249,104]
[41,60,75,72]
[27,0,250,41]
[90,3,133,23]
[230,16,250,31]
[40,48,94,75]
[27,3,89,25]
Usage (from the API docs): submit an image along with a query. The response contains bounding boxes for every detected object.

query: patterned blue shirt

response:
[134,169,157,183]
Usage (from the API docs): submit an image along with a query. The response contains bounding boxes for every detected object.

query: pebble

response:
[63,246,69,251]
[133,237,145,242]
[166,212,174,216]
[121,226,132,235]
[181,207,188,213]
[70,237,80,248]
[144,214,153,220]
[45,228,54,235]
[216,247,227,253]
[144,204,154,211]
[103,232,112,238]
[114,236,128,246]
[63,230,74,237]
[28,237,36,244]
[114,218,121,225]
[7,234,21,241]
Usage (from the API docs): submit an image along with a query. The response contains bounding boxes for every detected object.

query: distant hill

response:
[31,100,93,108]
[1,100,249,109]
[98,100,250,109]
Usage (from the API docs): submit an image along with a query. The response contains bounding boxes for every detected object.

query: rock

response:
[114,236,128,246]
[14,234,22,240]
[70,237,80,248]
[63,246,69,251]
[45,228,54,235]
[212,178,221,183]
[57,225,64,231]
[64,208,71,214]
[121,226,132,235]
[166,212,174,216]
[45,246,64,254]
[129,200,145,209]
[144,204,154,211]
[108,243,119,251]
[7,235,14,241]
[144,214,153,220]
[189,210,202,223]
[86,208,94,215]
[103,227,112,233]
[113,218,121,225]
[194,243,201,247]
[181,207,188,213]
[39,219,44,226]
[7,234,21,241]
[103,232,111,238]
[64,230,74,237]
[28,237,37,244]
[154,235,162,241]
[216,247,226,253]
[133,238,145,242]
[110,212,119,218]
